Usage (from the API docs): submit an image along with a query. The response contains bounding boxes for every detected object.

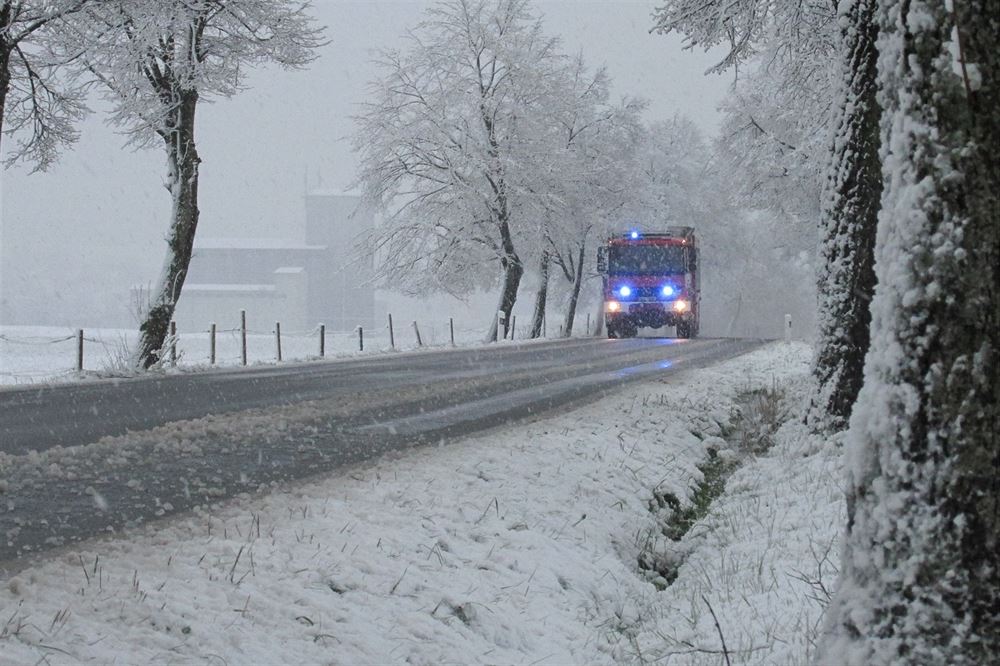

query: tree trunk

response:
[818,0,1000,660]
[485,214,523,342]
[0,44,11,156]
[562,243,585,337]
[132,91,201,369]
[807,0,882,432]
[529,250,550,338]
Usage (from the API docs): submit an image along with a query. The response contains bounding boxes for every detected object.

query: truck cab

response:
[597,227,700,339]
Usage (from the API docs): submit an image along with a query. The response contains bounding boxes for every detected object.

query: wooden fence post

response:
[169,320,177,367]
[388,313,395,350]
[210,323,216,365]
[319,324,325,357]
[275,322,282,361]
[449,317,455,346]
[412,320,423,346]
[76,329,83,372]
[586,312,591,336]
[240,310,248,366]
[510,315,516,340]
[358,326,364,352]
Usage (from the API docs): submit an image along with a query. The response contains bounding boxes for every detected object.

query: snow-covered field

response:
[0,322,505,386]
[0,342,843,664]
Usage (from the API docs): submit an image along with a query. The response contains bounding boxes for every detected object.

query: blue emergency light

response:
[629,230,640,239]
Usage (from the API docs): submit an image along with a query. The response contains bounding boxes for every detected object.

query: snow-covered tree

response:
[0,0,90,170]
[529,59,645,338]
[818,0,999,659]
[806,0,881,431]
[655,0,884,404]
[64,0,323,369]
[353,0,564,342]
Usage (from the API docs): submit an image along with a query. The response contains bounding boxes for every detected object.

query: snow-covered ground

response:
[0,342,843,664]
[0,322,516,386]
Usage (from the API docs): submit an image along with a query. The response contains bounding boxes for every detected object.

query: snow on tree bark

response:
[818,0,1000,660]
[134,90,200,369]
[807,0,881,432]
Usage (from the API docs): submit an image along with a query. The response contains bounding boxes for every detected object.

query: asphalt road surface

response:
[0,336,766,566]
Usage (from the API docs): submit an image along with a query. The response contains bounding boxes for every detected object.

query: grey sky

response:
[0,0,730,327]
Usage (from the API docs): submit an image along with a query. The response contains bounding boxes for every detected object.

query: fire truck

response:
[596,227,700,339]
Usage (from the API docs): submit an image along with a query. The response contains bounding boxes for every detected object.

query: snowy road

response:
[1,337,763,562]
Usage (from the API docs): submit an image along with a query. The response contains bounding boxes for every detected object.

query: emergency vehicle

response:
[597,227,700,338]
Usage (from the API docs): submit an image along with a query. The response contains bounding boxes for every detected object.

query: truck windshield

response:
[608,245,686,274]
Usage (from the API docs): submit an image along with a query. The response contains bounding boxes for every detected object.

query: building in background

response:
[172,192,375,333]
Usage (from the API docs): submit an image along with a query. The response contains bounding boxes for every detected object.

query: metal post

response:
[586,312,591,336]
[240,310,248,366]
[275,321,282,361]
[169,320,177,367]
[210,323,216,365]
[388,313,395,350]
[358,326,364,351]
[784,314,792,343]
[543,312,546,338]
[449,317,455,346]
[510,315,516,340]
[76,329,83,372]
[412,320,423,346]
[319,324,325,357]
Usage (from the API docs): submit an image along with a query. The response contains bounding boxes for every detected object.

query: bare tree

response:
[353,0,563,342]
[63,0,323,368]
[0,0,90,170]
[818,0,999,659]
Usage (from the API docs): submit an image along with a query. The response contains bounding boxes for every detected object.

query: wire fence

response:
[0,309,588,386]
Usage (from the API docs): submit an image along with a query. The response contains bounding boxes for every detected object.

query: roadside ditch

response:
[637,380,790,589]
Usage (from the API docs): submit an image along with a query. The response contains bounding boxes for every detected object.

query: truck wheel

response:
[622,322,638,338]
[676,321,691,339]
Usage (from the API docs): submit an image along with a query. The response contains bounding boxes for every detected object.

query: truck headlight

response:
[672,299,689,312]
[606,301,621,312]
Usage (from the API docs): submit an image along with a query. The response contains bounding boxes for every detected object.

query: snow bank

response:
[0,342,841,664]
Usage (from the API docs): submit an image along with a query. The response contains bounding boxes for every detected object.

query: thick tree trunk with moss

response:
[818,0,1000,660]
[132,91,201,369]
[529,250,550,338]
[807,0,881,432]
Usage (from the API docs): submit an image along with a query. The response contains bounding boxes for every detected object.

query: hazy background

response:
[0,0,730,329]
